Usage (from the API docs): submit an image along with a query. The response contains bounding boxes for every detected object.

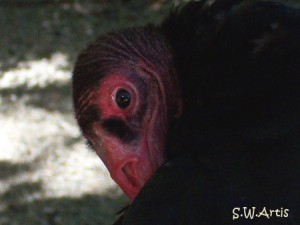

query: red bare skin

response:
[73,26,181,201]
[87,66,177,200]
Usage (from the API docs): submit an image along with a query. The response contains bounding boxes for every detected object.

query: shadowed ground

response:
[0,1,173,224]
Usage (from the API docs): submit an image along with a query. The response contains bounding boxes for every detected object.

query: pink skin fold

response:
[73,26,182,201]
[89,71,170,200]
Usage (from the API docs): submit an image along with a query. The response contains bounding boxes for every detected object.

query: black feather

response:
[115,0,300,224]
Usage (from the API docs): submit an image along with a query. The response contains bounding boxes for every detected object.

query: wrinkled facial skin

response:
[89,67,170,200]
[73,26,181,200]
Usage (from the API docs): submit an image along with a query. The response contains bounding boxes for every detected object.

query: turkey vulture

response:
[72,0,300,224]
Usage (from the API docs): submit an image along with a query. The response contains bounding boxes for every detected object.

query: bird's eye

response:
[116,89,131,109]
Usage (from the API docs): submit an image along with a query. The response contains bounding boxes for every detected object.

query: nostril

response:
[122,163,140,189]
[110,157,154,200]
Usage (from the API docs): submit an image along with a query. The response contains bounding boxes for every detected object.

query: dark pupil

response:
[116,89,131,109]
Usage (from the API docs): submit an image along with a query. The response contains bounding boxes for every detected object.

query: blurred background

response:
[0,0,299,224]
[0,0,177,224]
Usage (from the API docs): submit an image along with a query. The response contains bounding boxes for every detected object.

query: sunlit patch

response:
[0,52,70,89]
[0,51,125,223]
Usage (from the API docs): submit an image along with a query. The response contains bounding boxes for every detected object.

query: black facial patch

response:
[78,105,101,134]
[101,118,137,143]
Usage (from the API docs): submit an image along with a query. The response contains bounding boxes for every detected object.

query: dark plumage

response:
[114,1,300,224]
[72,0,300,224]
